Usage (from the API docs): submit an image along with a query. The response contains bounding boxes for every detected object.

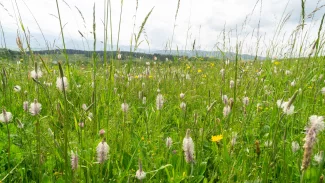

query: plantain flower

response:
[182,129,195,163]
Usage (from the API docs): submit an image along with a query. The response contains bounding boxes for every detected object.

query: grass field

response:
[0,56,324,182]
[0,0,325,182]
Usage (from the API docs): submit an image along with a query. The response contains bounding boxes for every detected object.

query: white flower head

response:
[222,95,228,105]
[0,109,13,123]
[182,129,195,163]
[14,85,21,92]
[71,151,79,170]
[96,139,110,164]
[23,101,29,112]
[31,69,43,79]
[180,102,186,111]
[291,141,300,153]
[166,137,173,149]
[121,102,129,113]
[308,115,325,133]
[321,87,325,95]
[277,100,294,115]
[29,99,42,116]
[117,53,121,60]
[314,151,324,165]
[223,105,231,117]
[230,80,235,88]
[56,77,68,91]
[156,94,164,110]
[180,93,185,99]
[82,104,88,111]
[242,97,249,106]
[142,97,147,105]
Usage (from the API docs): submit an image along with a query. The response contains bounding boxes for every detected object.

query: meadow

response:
[0,55,324,182]
[0,0,325,182]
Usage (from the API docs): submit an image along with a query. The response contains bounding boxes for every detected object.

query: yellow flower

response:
[210,63,215,67]
[274,61,280,65]
[198,69,202,73]
[211,135,223,142]
[135,75,139,79]
[202,74,207,78]
[141,137,144,140]
[149,75,153,78]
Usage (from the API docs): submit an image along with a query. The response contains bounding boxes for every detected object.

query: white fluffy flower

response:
[121,102,129,113]
[14,85,21,92]
[277,100,294,115]
[314,152,323,164]
[180,102,186,111]
[308,115,325,133]
[291,141,300,153]
[223,105,231,117]
[23,101,29,112]
[96,140,110,164]
[31,69,43,79]
[56,77,68,91]
[242,97,249,106]
[321,87,325,95]
[230,80,235,88]
[156,94,164,110]
[180,93,185,99]
[71,151,78,170]
[29,99,42,116]
[182,129,195,163]
[135,169,146,180]
[166,137,172,149]
[0,109,13,124]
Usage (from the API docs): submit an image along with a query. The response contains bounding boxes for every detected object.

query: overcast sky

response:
[0,0,324,56]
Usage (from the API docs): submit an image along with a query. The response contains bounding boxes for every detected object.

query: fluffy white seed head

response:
[156,94,164,110]
[14,85,21,92]
[23,101,29,112]
[182,129,195,163]
[166,137,172,149]
[121,102,129,113]
[96,139,110,164]
[71,151,78,170]
[31,69,43,79]
[0,109,13,124]
[56,77,68,91]
[180,102,186,111]
[223,105,231,117]
[291,141,300,153]
[29,99,42,116]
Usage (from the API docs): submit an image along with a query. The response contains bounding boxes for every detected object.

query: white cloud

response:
[0,0,324,57]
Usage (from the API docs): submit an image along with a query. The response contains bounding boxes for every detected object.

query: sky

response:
[0,0,324,57]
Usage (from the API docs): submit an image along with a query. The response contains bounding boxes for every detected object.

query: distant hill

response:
[0,47,265,61]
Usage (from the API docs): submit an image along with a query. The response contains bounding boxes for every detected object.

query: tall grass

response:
[0,0,325,182]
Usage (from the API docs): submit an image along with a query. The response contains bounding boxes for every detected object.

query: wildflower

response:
[223,105,231,117]
[121,102,129,113]
[99,129,105,136]
[135,160,146,180]
[0,109,13,124]
[71,151,78,170]
[165,58,168,61]
[292,141,300,153]
[79,122,85,128]
[301,115,325,170]
[56,77,68,91]
[96,138,110,164]
[117,53,121,60]
[180,93,185,99]
[264,140,273,147]
[186,74,191,80]
[82,104,88,111]
[211,135,223,142]
[285,70,291,75]
[220,69,225,76]
[231,132,237,146]
[182,129,195,163]
[180,102,186,111]
[17,119,24,129]
[14,85,21,92]
[198,69,202,73]
[166,137,172,149]
[142,97,147,105]
[142,82,145,88]
[242,97,249,106]
[230,80,234,88]
[156,93,164,110]
[277,100,294,115]
[321,87,325,95]
[31,69,43,79]
[314,151,323,165]
[29,99,42,116]
[23,101,29,112]
[222,95,228,105]
[291,80,296,87]
[153,56,157,61]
